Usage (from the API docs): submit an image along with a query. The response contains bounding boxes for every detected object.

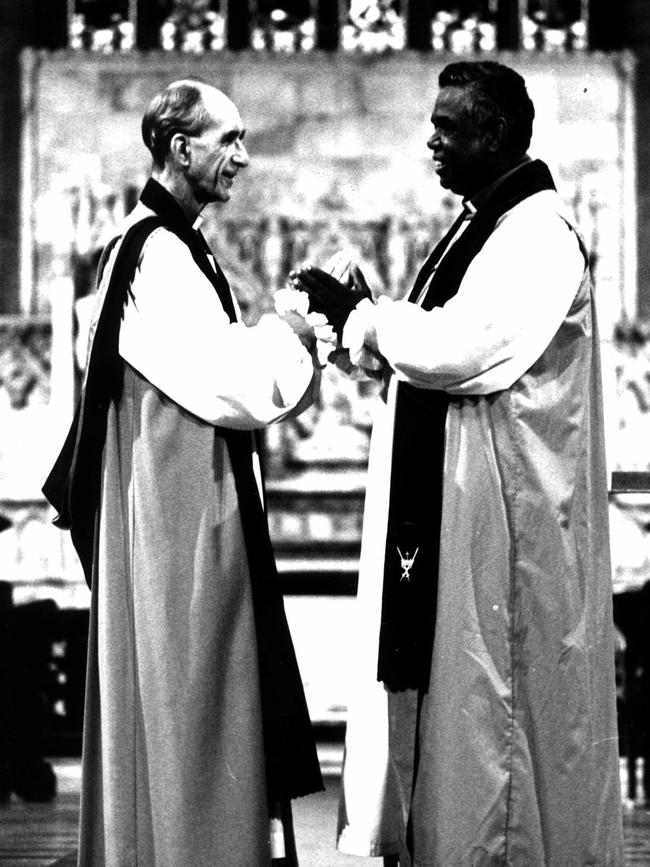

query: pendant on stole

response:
[397,547,419,582]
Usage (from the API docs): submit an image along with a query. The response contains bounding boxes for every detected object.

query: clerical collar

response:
[139,178,200,247]
[464,156,533,214]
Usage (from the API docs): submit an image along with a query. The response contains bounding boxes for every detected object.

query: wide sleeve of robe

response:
[118,227,318,428]
[343,191,585,392]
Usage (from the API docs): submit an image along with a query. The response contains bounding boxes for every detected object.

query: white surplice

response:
[78,202,319,867]
[337,189,624,866]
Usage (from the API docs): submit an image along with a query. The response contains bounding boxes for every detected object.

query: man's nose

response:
[234,141,249,168]
[427,131,439,151]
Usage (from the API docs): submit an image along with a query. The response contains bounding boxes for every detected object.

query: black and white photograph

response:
[0,1,649,865]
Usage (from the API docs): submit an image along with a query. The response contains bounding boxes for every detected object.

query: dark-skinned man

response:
[295,60,623,867]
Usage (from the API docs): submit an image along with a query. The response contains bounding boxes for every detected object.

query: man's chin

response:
[436,172,464,196]
[436,171,453,191]
[211,189,232,204]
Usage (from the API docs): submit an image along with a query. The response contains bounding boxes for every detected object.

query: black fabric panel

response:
[378,160,556,692]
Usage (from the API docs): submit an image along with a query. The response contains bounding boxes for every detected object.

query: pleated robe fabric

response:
[337,247,624,861]
[78,363,273,866]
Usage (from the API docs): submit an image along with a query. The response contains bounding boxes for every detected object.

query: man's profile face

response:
[185,92,249,206]
[427,85,493,199]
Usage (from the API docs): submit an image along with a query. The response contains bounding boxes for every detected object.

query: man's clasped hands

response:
[272,259,385,376]
[289,263,372,337]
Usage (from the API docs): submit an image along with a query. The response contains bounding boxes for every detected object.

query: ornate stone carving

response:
[251,1,316,52]
[342,0,406,53]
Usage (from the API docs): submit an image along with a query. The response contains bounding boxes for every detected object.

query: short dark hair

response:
[439,61,535,156]
[141,80,212,168]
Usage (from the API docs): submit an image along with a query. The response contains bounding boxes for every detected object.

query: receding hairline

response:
[141,79,244,167]
[164,78,218,98]
[166,79,237,117]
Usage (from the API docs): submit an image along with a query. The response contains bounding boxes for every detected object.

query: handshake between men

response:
[290,263,372,337]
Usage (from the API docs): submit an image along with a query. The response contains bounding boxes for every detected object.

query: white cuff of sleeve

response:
[341,298,377,365]
[254,315,313,408]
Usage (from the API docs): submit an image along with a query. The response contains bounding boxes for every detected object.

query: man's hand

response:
[291,266,371,336]
[277,310,316,352]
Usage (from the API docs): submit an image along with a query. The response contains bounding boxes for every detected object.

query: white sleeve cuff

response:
[252,315,315,410]
[341,298,378,364]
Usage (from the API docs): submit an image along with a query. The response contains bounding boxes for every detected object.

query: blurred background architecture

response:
[1,0,650,851]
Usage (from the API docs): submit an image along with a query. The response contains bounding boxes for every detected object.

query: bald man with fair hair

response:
[44,79,323,866]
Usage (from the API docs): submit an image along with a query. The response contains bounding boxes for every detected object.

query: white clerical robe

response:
[78,203,319,867]
[337,190,624,866]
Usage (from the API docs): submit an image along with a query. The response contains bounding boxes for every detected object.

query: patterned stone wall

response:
[23,50,636,323]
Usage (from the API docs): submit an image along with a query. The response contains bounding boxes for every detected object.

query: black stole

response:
[42,179,323,802]
[377,160,556,692]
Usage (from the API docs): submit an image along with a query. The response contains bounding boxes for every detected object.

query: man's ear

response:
[483,116,508,153]
[169,133,191,167]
